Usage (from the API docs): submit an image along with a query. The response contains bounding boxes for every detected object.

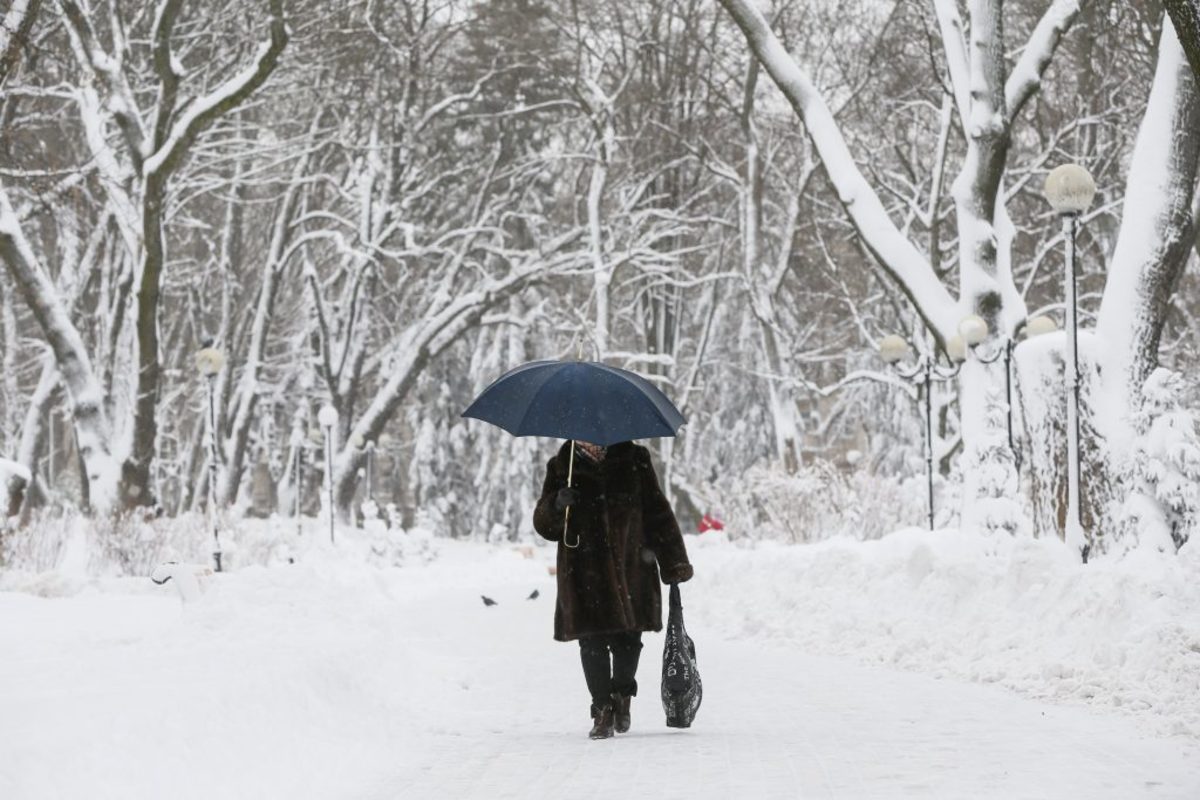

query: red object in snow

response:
[697,513,724,533]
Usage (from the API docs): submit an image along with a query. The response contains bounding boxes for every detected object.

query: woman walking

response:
[533,439,693,739]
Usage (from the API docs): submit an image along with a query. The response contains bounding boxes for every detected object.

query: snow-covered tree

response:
[0,0,288,512]
[716,0,1200,552]
[1165,0,1200,79]
[1120,368,1200,552]
[0,0,1194,560]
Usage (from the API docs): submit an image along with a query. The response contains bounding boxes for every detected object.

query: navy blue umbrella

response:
[461,360,685,446]
[462,360,685,548]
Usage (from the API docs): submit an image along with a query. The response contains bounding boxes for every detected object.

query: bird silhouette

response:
[481,595,497,606]
[527,589,539,600]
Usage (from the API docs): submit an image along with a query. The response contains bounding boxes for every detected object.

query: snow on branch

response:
[57,0,148,163]
[415,70,497,135]
[0,186,100,395]
[932,0,972,122]
[1006,0,1084,124]
[716,0,961,341]
[9,352,59,513]
[341,244,588,457]
[142,0,288,178]
[813,368,920,400]
[0,184,120,510]
[0,0,38,90]
[150,0,185,153]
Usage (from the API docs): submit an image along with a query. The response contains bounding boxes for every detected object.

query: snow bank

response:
[2,520,1200,800]
[5,519,1198,744]
[0,512,439,589]
[0,538,546,800]
[688,528,1200,737]
[2,525,1198,798]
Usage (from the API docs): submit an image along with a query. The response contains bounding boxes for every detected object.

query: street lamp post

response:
[1044,164,1097,562]
[290,413,305,538]
[361,436,375,506]
[318,404,339,544]
[879,333,966,530]
[957,314,1021,468]
[195,343,225,572]
[972,339,1016,452]
[965,314,1060,473]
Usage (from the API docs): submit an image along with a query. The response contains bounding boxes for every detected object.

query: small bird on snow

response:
[481,595,498,606]
[527,589,539,600]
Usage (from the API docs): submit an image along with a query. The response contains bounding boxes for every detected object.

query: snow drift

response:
[689,528,1200,737]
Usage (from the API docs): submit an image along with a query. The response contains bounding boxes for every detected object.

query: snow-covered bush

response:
[1119,368,1200,553]
[363,516,439,567]
[0,509,66,571]
[959,387,1029,538]
[2,512,295,576]
[710,460,927,543]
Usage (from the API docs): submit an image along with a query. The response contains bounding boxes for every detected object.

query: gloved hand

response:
[555,487,580,511]
[661,563,694,584]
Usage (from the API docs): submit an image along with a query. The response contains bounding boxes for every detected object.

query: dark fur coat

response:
[533,441,693,642]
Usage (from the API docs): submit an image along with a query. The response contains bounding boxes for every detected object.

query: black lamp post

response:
[195,343,225,572]
[362,437,375,507]
[318,404,339,544]
[290,413,305,538]
[966,314,1060,474]
[879,333,966,530]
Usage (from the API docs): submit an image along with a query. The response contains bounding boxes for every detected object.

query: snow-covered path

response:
[376,608,1199,800]
[2,539,1198,799]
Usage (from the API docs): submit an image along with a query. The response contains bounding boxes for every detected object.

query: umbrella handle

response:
[563,440,579,549]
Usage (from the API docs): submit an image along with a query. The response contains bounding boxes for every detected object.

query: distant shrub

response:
[709,461,928,543]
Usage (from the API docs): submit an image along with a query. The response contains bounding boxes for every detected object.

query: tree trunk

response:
[219,141,311,506]
[1095,23,1200,458]
[1024,24,1200,555]
[740,60,804,473]
[587,108,613,356]
[1164,0,1200,81]
[1015,334,1110,542]
[5,354,57,518]
[125,175,168,509]
[0,189,122,513]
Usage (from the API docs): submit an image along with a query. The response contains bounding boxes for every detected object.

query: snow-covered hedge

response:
[0,512,438,581]
[709,461,930,542]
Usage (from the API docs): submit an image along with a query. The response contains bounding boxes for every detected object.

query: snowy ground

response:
[2,528,1198,799]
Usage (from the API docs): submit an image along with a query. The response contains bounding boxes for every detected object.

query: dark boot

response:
[589,704,615,740]
[612,693,631,734]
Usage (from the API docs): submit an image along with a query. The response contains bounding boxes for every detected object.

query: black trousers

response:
[579,631,643,709]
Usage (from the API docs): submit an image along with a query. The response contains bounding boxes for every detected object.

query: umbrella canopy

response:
[461,360,685,446]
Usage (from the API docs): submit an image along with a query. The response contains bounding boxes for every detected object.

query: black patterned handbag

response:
[661,583,702,727]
